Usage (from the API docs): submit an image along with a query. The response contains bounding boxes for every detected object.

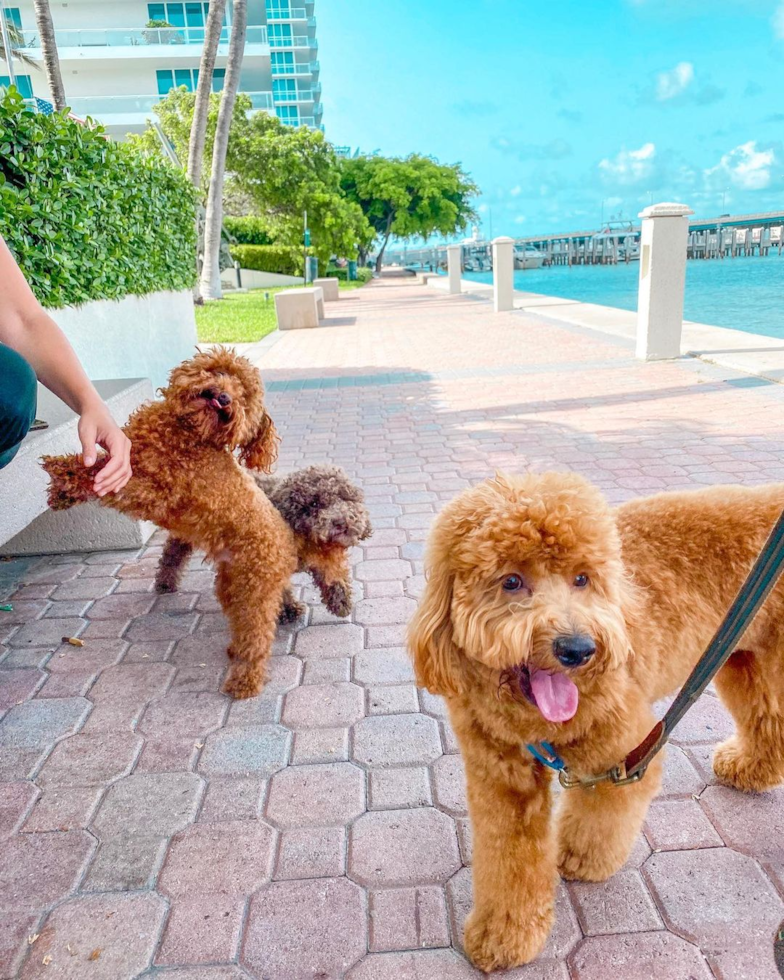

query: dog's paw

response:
[154,581,177,595]
[713,737,781,793]
[278,599,306,625]
[463,905,551,973]
[222,662,263,700]
[324,583,352,618]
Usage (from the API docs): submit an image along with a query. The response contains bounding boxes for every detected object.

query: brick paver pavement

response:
[2,276,784,979]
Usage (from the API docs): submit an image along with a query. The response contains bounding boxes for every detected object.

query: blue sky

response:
[318,0,784,238]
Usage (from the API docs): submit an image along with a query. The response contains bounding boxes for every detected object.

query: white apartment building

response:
[3,1,322,138]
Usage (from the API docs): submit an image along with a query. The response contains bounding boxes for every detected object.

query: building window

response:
[0,73,32,97]
[273,78,296,101]
[148,2,223,41]
[271,51,295,74]
[2,7,22,29]
[276,104,299,125]
[268,23,292,47]
[156,66,225,95]
[266,0,291,16]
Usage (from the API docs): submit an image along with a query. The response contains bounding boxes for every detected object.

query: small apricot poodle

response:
[42,347,292,699]
[408,472,784,972]
[155,464,372,621]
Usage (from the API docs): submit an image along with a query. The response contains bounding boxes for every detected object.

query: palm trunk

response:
[187,0,227,187]
[199,0,247,302]
[32,0,65,110]
[374,213,395,273]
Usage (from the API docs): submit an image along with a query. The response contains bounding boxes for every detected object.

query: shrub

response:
[0,88,197,308]
[230,243,307,276]
[326,265,373,283]
[223,215,273,245]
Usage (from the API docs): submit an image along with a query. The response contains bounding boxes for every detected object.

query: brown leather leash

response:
[550,507,784,790]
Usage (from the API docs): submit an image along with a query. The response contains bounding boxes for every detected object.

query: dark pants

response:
[0,344,37,469]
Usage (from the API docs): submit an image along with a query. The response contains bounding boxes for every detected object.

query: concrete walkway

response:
[2,276,784,979]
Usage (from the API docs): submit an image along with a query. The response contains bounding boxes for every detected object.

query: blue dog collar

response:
[526,741,566,771]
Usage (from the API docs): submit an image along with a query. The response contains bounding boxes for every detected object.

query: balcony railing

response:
[246,91,274,109]
[270,59,319,75]
[64,93,160,116]
[267,7,307,20]
[268,34,311,48]
[19,25,268,49]
[274,86,319,104]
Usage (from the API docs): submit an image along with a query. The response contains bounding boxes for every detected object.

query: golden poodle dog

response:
[408,472,784,972]
[154,464,372,621]
[42,347,293,700]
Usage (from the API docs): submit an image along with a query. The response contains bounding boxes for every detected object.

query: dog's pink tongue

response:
[529,669,579,722]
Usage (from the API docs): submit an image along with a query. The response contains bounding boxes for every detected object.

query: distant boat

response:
[514,245,545,270]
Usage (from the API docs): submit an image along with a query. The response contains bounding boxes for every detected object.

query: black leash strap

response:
[623,506,784,782]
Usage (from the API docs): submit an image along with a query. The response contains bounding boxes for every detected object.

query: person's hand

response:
[77,399,132,497]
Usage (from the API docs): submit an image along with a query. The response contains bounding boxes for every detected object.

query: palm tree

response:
[187,0,227,188]
[0,14,38,71]
[32,0,65,109]
[199,0,246,301]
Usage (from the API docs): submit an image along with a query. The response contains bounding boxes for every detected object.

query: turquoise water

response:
[462,254,784,338]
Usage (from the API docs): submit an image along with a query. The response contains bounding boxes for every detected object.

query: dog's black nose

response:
[553,634,596,667]
[217,392,232,407]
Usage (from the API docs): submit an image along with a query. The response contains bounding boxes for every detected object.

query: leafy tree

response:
[339,154,478,270]
[231,112,372,268]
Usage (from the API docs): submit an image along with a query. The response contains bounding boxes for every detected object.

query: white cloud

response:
[476,203,489,214]
[705,141,775,191]
[513,215,526,224]
[655,62,694,101]
[774,1,784,40]
[598,143,656,186]
[510,185,522,197]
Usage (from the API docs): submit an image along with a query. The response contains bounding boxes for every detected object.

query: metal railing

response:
[269,33,310,47]
[266,7,307,20]
[270,59,318,74]
[274,86,319,103]
[19,25,268,49]
[246,91,274,109]
[64,93,160,116]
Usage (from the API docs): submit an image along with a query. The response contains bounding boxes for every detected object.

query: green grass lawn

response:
[196,280,368,343]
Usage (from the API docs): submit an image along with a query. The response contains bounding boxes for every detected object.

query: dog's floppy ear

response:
[240,411,279,473]
[408,560,465,697]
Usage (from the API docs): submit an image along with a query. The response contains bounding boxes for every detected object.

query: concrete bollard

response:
[447,244,462,295]
[636,202,693,360]
[492,236,515,312]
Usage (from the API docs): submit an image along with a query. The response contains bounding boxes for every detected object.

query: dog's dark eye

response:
[574,573,590,588]
[502,574,524,593]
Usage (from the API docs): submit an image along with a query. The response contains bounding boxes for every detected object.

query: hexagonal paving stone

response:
[37,732,143,787]
[282,682,365,729]
[46,639,126,674]
[447,868,581,962]
[353,714,442,768]
[353,648,415,686]
[18,892,166,980]
[369,767,433,810]
[198,724,291,777]
[155,896,245,966]
[92,772,203,837]
[7,617,85,648]
[0,668,45,709]
[0,781,38,836]
[644,848,784,979]
[350,808,460,887]
[266,762,365,828]
[570,870,663,935]
[82,834,168,892]
[124,611,199,643]
[88,663,174,703]
[345,949,503,980]
[431,754,467,816]
[568,932,714,980]
[700,784,784,891]
[159,820,275,898]
[138,692,227,738]
[0,697,90,747]
[294,624,364,659]
[644,799,723,851]
[137,969,249,980]
[353,597,418,626]
[0,831,95,912]
[243,877,366,980]
[354,559,413,582]
[0,912,39,980]
[369,886,450,952]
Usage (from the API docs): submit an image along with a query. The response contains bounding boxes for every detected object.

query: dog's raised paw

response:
[463,905,551,972]
[324,583,352,618]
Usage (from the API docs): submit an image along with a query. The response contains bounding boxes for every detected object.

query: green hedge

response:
[0,88,197,308]
[223,215,273,245]
[326,266,373,283]
[230,243,307,276]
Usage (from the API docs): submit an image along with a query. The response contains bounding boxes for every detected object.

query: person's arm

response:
[0,236,131,496]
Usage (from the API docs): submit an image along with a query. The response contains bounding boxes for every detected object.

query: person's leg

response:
[0,344,37,469]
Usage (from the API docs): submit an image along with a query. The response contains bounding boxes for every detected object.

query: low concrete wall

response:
[220,269,304,290]
[51,289,198,392]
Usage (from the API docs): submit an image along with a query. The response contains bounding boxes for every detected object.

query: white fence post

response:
[636,202,693,360]
[492,236,515,312]
[446,244,462,294]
